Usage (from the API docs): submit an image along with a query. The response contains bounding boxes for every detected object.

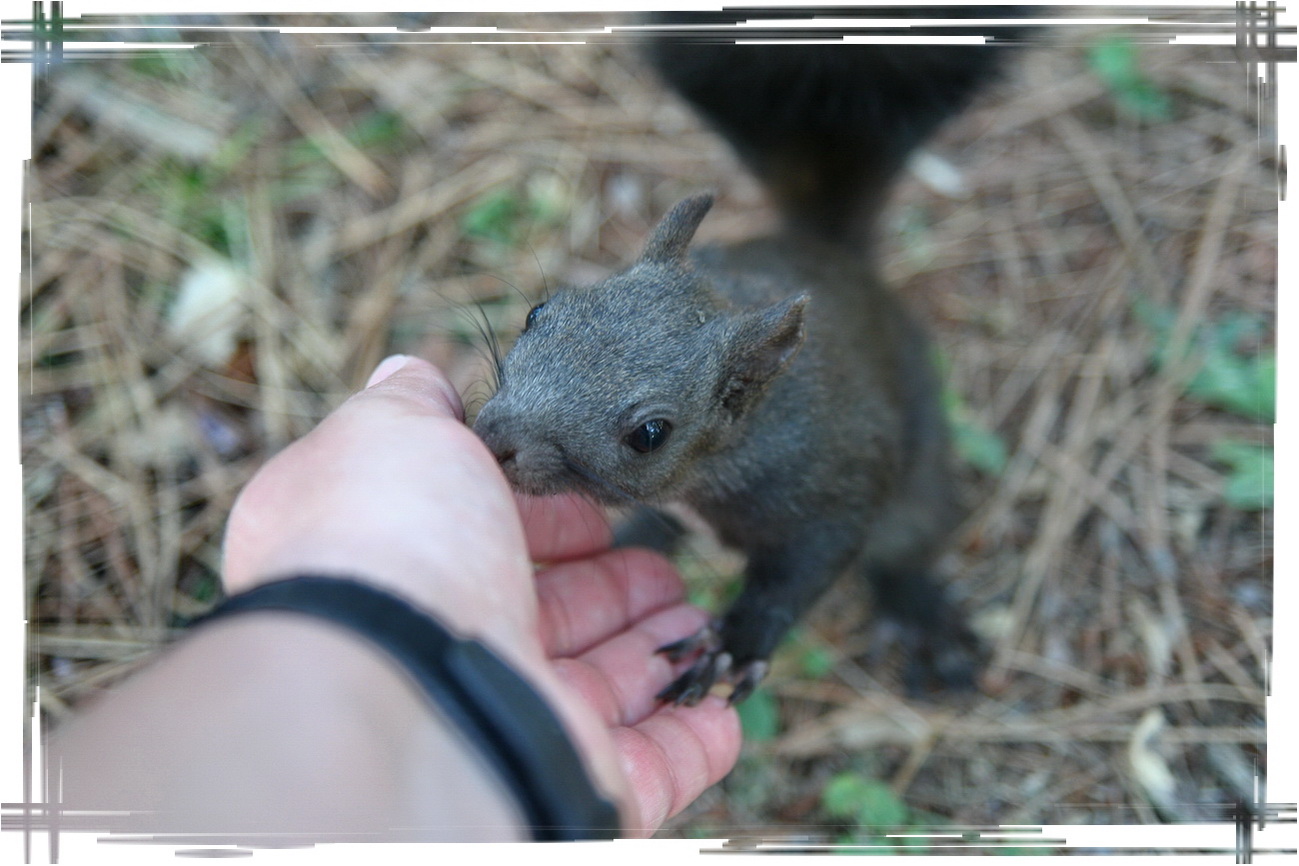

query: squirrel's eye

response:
[626,419,672,454]
[524,302,546,331]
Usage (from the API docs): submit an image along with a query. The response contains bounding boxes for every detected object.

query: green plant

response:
[348,109,406,150]
[1135,300,1276,423]
[460,179,570,248]
[129,49,201,82]
[823,772,909,827]
[283,109,406,169]
[1212,440,1273,511]
[1088,35,1172,120]
[135,157,238,256]
[945,388,1008,476]
[780,625,838,679]
[797,643,837,679]
[821,770,917,851]
[934,350,1008,477]
[736,688,780,741]
[461,189,523,245]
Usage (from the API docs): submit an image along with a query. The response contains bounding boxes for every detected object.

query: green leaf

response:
[1186,350,1275,422]
[1090,36,1138,82]
[350,110,405,149]
[1136,300,1275,422]
[129,49,199,81]
[943,382,1007,476]
[737,688,780,741]
[822,772,909,828]
[782,627,836,679]
[1088,36,1172,120]
[952,416,1009,476]
[1212,440,1273,511]
[798,645,837,679]
[822,773,866,818]
[461,189,523,245]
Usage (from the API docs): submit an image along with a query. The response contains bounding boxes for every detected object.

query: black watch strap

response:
[191,576,619,841]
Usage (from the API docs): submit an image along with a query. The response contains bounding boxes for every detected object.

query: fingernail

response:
[365,354,411,388]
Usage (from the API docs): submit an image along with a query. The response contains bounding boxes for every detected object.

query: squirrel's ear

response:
[718,293,809,418]
[641,193,715,263]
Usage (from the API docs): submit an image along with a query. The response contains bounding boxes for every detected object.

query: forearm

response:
[53,615,527,841]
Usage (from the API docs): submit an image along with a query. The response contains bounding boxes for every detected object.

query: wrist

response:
[196,576,624,839]
[223,529,538,670]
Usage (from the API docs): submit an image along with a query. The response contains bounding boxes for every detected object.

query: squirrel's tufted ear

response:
[717,292,809,419]
[641,193,715,263]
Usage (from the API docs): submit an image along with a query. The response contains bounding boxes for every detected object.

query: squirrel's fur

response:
[473,26,1018,704]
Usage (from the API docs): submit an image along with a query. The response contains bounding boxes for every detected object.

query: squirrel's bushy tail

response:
[646,11,1026,247]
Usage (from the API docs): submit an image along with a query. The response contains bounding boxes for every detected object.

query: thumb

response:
[360,354,465,422]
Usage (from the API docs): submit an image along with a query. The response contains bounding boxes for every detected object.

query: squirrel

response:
[472,32,1018,705]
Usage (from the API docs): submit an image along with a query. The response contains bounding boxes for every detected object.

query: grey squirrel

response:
[473,34,1017,705]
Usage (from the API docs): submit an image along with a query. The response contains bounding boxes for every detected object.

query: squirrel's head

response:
[472,193,808,504]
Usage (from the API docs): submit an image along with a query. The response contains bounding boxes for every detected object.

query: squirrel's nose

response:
[472,408,521,471]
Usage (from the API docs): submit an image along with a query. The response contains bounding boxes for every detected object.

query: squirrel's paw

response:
[898,617,984,697]
[656,621,722,663]
[655,624,769,706]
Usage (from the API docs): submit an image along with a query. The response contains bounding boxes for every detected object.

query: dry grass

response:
[23,12,1274,837]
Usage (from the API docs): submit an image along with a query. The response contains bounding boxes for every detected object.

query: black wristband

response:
[190,576,619,841]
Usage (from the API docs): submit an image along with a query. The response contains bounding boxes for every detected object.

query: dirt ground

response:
[21,9,1279,845]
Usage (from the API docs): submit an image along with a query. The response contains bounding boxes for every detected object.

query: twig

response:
[1051,112,1174,304]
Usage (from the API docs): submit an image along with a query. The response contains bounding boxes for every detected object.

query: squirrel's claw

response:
[656,623,770,706]
[724,659,770,706]
[657,649,732,706]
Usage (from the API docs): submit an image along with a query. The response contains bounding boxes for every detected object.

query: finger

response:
[536,547,685,657]
[357,354,465,421]
[516,492,612,562]
[612,699,741,837]
[364,353,413,388]
[551,603,711,729]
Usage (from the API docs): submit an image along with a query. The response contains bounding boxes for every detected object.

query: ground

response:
[22,9,1277,846]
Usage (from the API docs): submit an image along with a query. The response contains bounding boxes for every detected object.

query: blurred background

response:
[21,9,1277,841]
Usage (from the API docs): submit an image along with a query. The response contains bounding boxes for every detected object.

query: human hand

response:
[221,354,741,835]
